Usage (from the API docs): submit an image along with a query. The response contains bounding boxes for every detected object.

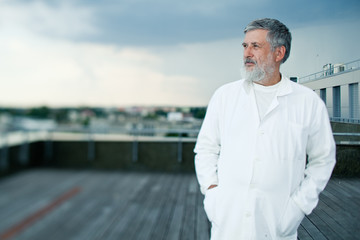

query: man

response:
[194,18,336,240]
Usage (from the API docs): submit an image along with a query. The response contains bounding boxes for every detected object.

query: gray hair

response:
[244,18,292,63]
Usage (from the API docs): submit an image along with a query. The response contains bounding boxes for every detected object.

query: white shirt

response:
[194,76,336,240]
[253,81,280,121]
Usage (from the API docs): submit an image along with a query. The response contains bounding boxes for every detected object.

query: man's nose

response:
[243,47,253,59]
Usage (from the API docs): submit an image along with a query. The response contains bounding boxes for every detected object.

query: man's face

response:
[242,29,277,82]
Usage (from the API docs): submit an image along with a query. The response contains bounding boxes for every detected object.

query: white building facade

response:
[299,59,360,123]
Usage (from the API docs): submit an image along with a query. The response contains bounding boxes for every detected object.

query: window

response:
[349,83,359,119]
[320,88,326,104]
[333,86,341,118]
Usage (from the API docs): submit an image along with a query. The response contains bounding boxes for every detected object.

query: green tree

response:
[27,106,51,119]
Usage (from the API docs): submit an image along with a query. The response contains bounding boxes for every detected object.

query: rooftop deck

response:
[0,169,359,240]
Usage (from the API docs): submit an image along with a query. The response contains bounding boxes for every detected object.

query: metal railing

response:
[0,128,200,171]
[1,128,360,172]
[299,59,360,84]
[330,117,360,124]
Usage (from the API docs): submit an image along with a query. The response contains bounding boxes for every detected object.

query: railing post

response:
[177,130,183,163]
[44,130,53,162]
[19,131,29,166]
[87,129,95,161]
[132,128,138,162]
[0,132,8,171]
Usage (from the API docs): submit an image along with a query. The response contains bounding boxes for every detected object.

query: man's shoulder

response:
[287,78,319,98]
[285,77,325,109]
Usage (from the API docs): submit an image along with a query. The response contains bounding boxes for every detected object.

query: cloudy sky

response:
[1,0,360,107]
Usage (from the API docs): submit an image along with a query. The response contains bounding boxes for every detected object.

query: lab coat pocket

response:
[203,187,219,223]
[287,122,307,161]
[278,197,305,237]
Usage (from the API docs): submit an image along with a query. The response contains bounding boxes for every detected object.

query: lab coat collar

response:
[242,74,293,97]
[276,75,292,97]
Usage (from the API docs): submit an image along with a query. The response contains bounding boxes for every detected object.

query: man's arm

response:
[291,100,336,215]
[194,91,221,195]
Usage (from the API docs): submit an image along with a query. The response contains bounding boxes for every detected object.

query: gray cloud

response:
[1,0,360,107]
[7,0,360,46]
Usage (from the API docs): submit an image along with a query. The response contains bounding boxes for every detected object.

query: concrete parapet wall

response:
[50,140,197,172]
[333,144,360,177]
[46,140,195,172]
[1,139,359,177]
[0,141,44,176]
[331,121,360,133]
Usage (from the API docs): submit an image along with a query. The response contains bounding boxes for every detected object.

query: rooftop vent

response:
[333,63,345,73]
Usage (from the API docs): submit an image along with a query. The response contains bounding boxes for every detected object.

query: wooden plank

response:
[300,216,327,240]
[195,183,210,240]
[0,187,80,240]
[63,173,134,240]
[179,176,198,240]
[122,174,168,239]
[166,174,190,240]
[307,209,343,240]
[95,173,152,240]
[0,170,88,239]
[321,187,359,219]
[1,171,360,240]
[102,174,154,240]
[89,173,144,240]
[317,197,358,234]
[134,174,175,240]
[326,181,360,207]
[311,205,354,240]
[148,174,182,240]
[15,172,94,240]
[332,178,360,198]
[297,223,313,240]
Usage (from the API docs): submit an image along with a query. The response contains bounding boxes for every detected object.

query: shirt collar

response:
[242,74,293,96]
[276,75,292,96]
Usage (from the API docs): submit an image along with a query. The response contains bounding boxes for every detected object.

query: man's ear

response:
[275,46,286,63]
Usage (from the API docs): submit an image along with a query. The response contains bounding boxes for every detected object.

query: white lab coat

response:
[194,77,336,240]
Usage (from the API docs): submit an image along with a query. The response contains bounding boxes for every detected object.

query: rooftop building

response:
[299,59,360,123]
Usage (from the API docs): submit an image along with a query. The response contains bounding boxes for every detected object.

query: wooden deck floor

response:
[0,169,359,240]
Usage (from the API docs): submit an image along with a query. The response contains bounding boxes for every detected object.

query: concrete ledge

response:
[333,144,360,177]
[331,121,360,133]
[1,138,360,177]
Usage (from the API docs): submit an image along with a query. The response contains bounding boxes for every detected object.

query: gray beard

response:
[241,65,266,83]
[241,58,276,84]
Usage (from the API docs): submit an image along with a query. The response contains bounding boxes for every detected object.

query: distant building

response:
[0,113,12,132]
[299,59,360,123]
[167,112,183,122]
[13,117,57,131]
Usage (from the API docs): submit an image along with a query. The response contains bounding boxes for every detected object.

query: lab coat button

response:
[245,212,251,217]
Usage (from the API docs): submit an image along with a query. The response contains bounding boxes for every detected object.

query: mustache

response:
[244,58,257,65]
